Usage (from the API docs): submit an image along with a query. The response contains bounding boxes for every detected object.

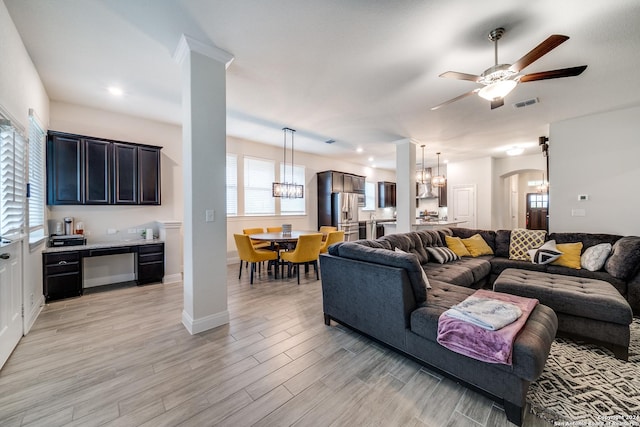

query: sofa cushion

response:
[509,229,546,261]
[449,228,497,253]
[462,234,494,257]
[423,261,475,287]
[426,246,459,264]
[445,235,471,257]
[549,232,622,252]
[380,232,430,264]
[581,243,612,271]
[551,242,583,269]
[605,236,640,280]
[334,242,428,303]
[495,230,511,258]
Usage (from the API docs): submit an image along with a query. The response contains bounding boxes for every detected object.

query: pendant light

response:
[432,152,446,188]
[272,127,304,198]
[416,145,430,183]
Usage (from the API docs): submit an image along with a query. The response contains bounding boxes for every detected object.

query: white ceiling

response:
[5,0,640,170]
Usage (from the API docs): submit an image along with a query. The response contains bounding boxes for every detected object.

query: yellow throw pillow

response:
[552,242,583,269]
[445,235,471,257]
[461,234,494,257]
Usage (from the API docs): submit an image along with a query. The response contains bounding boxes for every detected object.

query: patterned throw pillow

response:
[581,243,612,271]
[528,240,562,265]
[395,247,431,288]
[425,246,459,264]
[509,229,547,261]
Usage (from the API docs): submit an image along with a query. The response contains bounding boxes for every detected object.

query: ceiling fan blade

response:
[431,89,480,111]
[490,99,504,110]
[439,71,481,82]
[509,34,569,73]
[519,65,587,82]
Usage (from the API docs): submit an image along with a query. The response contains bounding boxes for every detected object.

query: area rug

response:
[527,318,640,424]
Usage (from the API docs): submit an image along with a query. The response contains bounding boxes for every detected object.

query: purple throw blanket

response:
[437,289,539,365]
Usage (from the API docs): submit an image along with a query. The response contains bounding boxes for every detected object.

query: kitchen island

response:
[381,220,467,234]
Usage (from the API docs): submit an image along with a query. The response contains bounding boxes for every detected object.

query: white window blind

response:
[226,154,237,216]
[28,110,45,235]
[0,118,26,237]
[279,163,306,215]
[363,181,375,211]
[244,156,275,215]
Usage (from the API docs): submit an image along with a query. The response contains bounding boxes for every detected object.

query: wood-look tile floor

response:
[0,264,552,427]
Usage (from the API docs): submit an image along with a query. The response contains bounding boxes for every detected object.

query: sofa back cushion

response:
[332,242,428,303]
[449,228,497,252]
[380,232,430,264]
[548,232,622,252]
[605,236,640,280]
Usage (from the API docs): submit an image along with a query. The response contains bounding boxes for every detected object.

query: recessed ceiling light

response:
[108,86,123,96]
[356,147,363,153]
[506,147,524,156]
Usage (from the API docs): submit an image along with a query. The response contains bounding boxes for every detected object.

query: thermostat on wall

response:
[578,194,589,201]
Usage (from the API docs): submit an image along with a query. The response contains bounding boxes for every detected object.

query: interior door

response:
[0,242,23,369]
[452,184,476,228]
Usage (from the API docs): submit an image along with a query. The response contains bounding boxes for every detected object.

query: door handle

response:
[0,253,10,259]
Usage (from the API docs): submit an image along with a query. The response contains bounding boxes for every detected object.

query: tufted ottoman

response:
[494,268,633,360]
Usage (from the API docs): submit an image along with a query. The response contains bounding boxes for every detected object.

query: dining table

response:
[250,230,321,279]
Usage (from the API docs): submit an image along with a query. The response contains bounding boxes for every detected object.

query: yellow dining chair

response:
[320,230,345,254]
[266,226,283,232]
[280,233,323,284]
[234,234,278,285]
[319,225,338,241]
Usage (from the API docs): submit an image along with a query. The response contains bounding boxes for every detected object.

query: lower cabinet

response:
[43,251,82,302]
[136,243,165,285]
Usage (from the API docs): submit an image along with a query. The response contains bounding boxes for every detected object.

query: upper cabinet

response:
[47,131,161,206]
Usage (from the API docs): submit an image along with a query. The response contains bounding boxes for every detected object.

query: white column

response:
[156,220,183,284]
[395,139,416,233]
[174,35,234,334]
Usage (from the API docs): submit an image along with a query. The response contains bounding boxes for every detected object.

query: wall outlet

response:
[107,228,118,234]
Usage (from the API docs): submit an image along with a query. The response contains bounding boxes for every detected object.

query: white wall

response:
[226,135,395,261]
[447,157,493,229]
[48,101,183,285]
[0,1,50,333]
[550,105,640,235]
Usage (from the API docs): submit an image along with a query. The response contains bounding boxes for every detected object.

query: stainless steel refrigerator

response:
[332,192,360,241]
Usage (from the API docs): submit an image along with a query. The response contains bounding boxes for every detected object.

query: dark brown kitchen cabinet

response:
[47,134,83,205]
[47,131,161,206]
[85,139,111,204]
[138,146,161,204]
[378,181,396,208]
[43,251,82,301]
[113,143,138,204]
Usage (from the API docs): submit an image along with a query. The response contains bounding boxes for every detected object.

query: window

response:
[0,115,26,238]
[279,163,306,215]
[362,181,375,211]
[28,110,46,240]
[226,154,237,216]
[244,156,275,215]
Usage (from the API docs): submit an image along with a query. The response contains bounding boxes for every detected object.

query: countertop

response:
[42,238,164,253]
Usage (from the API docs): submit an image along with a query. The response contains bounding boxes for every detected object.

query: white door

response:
[452,184,477,228]
[0,241,23,369]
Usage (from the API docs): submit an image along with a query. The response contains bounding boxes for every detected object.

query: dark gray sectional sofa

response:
[319,227,640,426]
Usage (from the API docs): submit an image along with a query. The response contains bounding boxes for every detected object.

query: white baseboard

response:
[182,309,229,335]
[24,295,45,335]
[163,273,182,284]
[83,273,136,288]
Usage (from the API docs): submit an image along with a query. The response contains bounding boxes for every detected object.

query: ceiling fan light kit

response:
[432,27,587,110]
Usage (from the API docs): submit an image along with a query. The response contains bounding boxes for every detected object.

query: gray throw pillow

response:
[581,243,612,271]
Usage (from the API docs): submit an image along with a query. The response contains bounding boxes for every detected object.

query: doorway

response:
[526,192,548,231]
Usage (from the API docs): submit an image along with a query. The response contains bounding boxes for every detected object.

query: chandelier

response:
[272,127,304,198]
[432,152,446,188]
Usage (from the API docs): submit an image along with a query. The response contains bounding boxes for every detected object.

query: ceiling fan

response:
[431,27,587,110]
